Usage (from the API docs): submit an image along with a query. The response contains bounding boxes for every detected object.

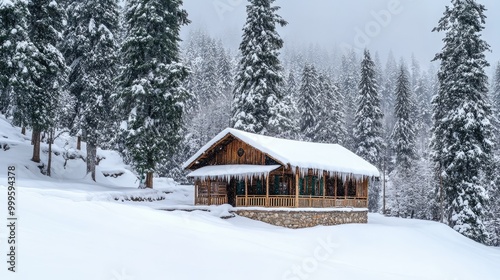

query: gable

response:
[185,134,284,170]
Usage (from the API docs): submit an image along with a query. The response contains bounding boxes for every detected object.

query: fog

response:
[181,0,500,71]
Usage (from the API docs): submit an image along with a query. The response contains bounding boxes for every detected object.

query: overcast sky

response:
[181,0,500,72]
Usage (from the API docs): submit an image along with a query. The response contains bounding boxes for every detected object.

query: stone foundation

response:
[234,209,368,228]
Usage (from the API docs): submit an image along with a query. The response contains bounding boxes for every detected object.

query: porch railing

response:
[195,194,227,206]
[234,195,367,208]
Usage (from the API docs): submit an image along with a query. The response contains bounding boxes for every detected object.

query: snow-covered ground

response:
[0,116,499,280]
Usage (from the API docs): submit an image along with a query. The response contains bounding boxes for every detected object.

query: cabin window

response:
[347,179,357,197]
[198,181,226,196]
[236,180,245,195]
[326,177,335,196]
[299,176,320,196]
[336,178,345,197]
[272,175,289,195]
[265,156,280,166]
[248,178,264,195]
[237,148,245,157]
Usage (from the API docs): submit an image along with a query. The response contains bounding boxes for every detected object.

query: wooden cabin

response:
[183,128,380,209]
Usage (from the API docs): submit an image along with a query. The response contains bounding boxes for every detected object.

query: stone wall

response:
[234,209,368,228]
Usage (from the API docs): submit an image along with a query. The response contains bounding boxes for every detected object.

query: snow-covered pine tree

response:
[118,0,190,188]
[181,33,234,151]
[160,36,236,182]
[0,0,40,133]
[410,54,421,91]
[373,52,384,94]
[298,64,320,142]
[232,0,287,134]
[355,49,384,213]
[493,62,500,133]
[391,64,417,170]
[338,50,359,150]
[414,72,433,156]
[488,62,500,245]
[387,64,419,218]
[354,49,384,166]
[268,87,296,139]
[316,73,346,144]
[0,0,15,114]
[26,0,67,163]
[431,0,494,243]
[64,0,120,181]
[381,51,398,136]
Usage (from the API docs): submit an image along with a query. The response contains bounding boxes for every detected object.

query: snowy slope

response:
[0,188,499,280]
[0,116,499,280]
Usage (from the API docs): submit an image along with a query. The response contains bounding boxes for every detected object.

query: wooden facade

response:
[186,134,370,209]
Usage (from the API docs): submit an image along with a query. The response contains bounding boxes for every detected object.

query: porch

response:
[193,167,370,209]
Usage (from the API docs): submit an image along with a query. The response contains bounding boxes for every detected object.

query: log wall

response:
[207,138,267,165]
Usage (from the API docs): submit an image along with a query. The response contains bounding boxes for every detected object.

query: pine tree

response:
[316,73,345,144]
[354,49,384,166]
[391,65,417,170]
[355,50,384,213]
[0,0,16,114]
[431,0,494,243]
[0,0,34,128]
[493,62,500,133]
[298,64,320,141]
[381,51,398,137]
[410,54,421,90]
[26,0,67,163]
[177,31,235,179]
[338,50,359,150]
[118,0,190,188]
[414,72,433,156]
[64,0,120,181]
[387,64,419,218]
[268,89,296,139]
[232,0,287,134]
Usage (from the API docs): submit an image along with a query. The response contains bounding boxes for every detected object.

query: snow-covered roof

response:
[187,165,281,180]
[183,128,380,178]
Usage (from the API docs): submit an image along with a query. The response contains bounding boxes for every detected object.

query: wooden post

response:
[322,172,326,208]
[208,178,211,206]
[245,176,248,206]
[366,177,370,208]
[334,174,337,207]
[295,168,299,208]
[366,177,370,209]
[266,174,270,207]
[194,180,198,205]
[344,178,348,200]
[343,178,348,207]
[322,172,326,198]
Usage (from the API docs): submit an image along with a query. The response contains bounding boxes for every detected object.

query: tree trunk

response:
[47,131,53,176]
[32,130,41,163]
[76,136,81,150]
[145,171,154,188]
[87,142,97,181]
[21,127,26,135]
[31,131,35,145]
